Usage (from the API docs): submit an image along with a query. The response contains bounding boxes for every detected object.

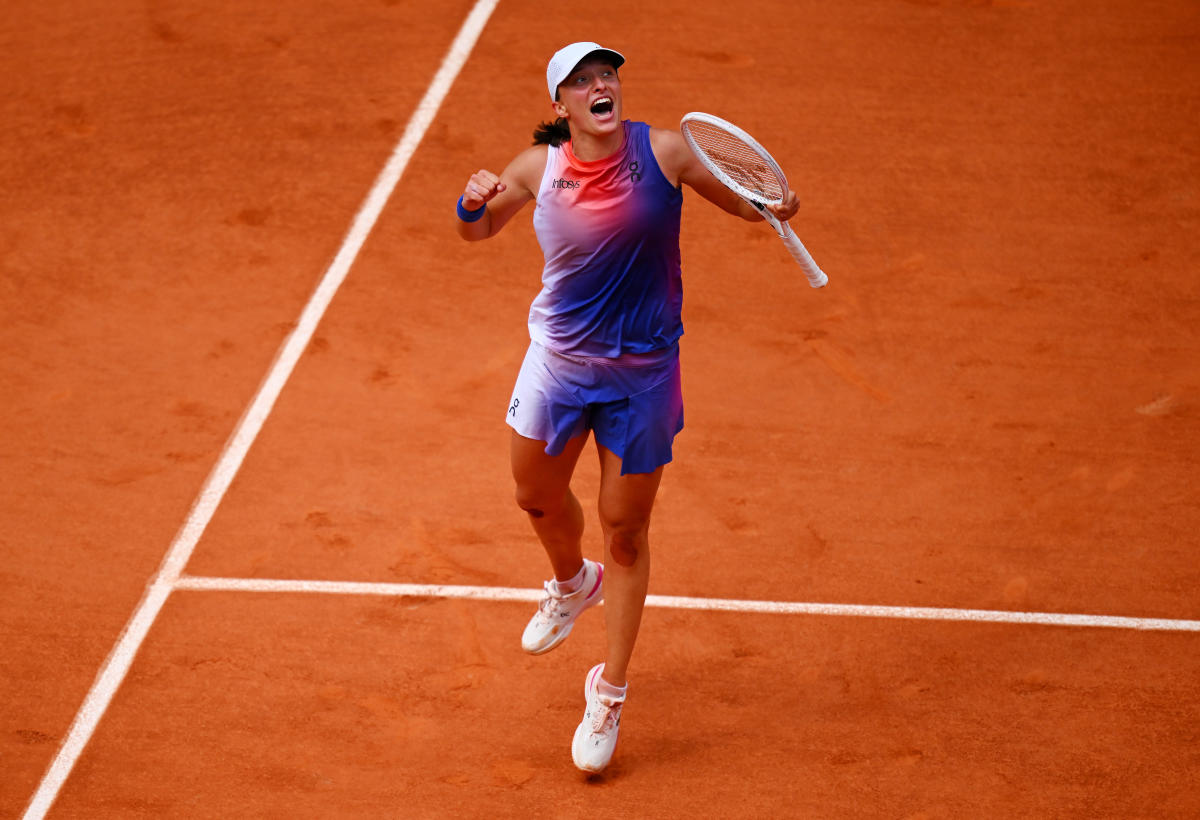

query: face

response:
[553,58,622,135]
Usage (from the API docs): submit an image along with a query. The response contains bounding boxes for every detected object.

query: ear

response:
[552,99,568,119]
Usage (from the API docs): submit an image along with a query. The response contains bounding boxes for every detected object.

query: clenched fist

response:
[462,170,507,210]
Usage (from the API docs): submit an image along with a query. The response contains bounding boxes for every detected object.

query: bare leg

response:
[595,444,663,687]
[511,430,589,582]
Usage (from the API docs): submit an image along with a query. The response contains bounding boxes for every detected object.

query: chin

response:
[591,112,622,132]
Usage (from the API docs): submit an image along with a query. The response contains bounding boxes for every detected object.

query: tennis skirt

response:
[506,340,684,475]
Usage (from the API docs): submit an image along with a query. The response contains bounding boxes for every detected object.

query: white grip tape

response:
[782,224,828,288]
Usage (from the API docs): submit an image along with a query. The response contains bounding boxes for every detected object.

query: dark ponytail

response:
[532,117,571,146]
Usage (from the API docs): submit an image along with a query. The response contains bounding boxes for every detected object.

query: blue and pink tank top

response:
[529,120,684,358]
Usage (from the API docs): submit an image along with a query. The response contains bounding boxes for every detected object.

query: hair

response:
[532,116,571,146]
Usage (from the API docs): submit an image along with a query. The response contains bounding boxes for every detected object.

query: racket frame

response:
[680,111,828,288]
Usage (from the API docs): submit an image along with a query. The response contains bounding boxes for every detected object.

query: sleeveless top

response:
[529,120,684,358]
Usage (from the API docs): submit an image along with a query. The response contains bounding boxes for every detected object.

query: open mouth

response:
[589,97,614,117]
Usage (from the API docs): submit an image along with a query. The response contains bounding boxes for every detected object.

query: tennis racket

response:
[680,112,828,288]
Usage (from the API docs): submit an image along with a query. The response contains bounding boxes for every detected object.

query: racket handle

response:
[781,223,828,288]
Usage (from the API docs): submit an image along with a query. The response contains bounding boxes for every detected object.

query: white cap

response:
[546,42,626,101]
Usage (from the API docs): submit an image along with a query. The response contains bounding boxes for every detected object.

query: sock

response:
[597,671,628,702]
[554,562,587,595]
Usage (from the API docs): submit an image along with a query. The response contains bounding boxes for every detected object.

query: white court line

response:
[21,3,500,818]
[174,575,1200,633]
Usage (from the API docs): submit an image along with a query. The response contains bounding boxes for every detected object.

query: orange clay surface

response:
[2,0,1198,817]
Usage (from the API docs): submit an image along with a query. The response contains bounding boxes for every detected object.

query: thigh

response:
[595,442,664,531]
[511,428,589,504]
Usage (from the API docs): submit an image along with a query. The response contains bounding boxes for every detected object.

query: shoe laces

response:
[589,696,622,734]
[535,580,566,620]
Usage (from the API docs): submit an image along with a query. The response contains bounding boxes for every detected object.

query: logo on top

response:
[552,178,580,189]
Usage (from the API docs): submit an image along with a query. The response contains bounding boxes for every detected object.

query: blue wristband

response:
[456,195,486,223]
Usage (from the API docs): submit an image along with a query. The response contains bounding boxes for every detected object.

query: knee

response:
[608,529,643,567]
[599,510,650,567]
[514,484,563,519]
[513,487,544,518]
[598,498,651,539]
[600,514,649,541]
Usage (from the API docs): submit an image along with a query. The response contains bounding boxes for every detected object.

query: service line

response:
[174,575,1200,633]
[21,2,501,818]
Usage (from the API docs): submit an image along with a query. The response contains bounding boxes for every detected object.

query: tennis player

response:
[455,42,800,773]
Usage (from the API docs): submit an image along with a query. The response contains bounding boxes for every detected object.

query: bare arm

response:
[455,145,546,241]
[649,128,800,222]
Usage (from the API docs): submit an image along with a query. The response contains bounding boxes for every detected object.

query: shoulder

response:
[503,144,550,196]
[507,143,549,173]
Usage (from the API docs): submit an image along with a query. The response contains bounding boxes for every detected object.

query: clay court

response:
[3,0,1198,816]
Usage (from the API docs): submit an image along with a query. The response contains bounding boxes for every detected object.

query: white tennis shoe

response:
[521,559,604,655]
[571,663,625,773]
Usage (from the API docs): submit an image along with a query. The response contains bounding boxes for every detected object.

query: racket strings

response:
[684,122,784,201]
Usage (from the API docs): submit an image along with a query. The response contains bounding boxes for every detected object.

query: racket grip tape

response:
[781,226,828,288]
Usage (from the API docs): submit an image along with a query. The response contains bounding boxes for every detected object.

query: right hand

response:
[462,170,507,210]
[765,190,801,223]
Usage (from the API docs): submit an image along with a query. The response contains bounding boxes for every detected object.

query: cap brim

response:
[571,48,625,73]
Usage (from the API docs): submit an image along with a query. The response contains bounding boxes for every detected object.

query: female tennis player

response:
[454,42,799,773]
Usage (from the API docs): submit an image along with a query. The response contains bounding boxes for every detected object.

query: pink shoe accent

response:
[586,564,604,601]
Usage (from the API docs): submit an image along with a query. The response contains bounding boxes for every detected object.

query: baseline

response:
[174,575,1200,633]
